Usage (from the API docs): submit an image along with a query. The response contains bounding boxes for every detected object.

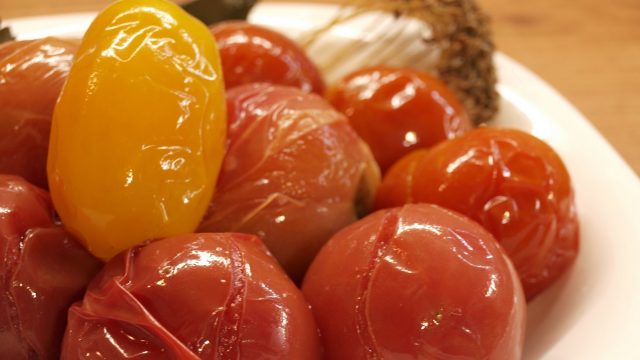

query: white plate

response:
[5,3,640,359]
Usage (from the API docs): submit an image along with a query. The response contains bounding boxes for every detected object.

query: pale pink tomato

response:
[199,83,380,282]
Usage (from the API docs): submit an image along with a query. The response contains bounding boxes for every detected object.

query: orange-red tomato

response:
[376,128,580,299]
[0,175,101,360]
[199,83,380,282]
[0,38,77,189]
[303,204,526,359]
[62,233,322,359]
[210,21,325,94]
[328,66,471,172]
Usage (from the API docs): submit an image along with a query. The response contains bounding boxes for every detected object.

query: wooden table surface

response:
[2,0,639,175]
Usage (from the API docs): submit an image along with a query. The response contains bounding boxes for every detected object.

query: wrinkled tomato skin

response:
[376,128,580,299]
[47,0,227,261]
[199,83,380,282]
[210,21,325,94]
[0,175,102,360]
[303,204,526,360]
[62,233,322,360]
[0,38,77,189]
[328,66,472,173]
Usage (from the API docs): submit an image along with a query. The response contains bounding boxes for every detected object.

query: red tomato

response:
[328,66,472,172]
[0,38,77,189]
[62,233,322,359]
[198,83,380,282]
[0,175,102,360]
[303,204,526,359]
[376,128,580,299]
[210,21,325,94]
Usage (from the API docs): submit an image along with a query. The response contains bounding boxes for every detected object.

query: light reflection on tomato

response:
[303,204,526,359]
[376,128,580,299]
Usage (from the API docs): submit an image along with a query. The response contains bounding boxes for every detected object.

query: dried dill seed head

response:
[304,0,498,125]
[418,0,498,125]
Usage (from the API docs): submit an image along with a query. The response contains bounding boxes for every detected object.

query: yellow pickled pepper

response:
[48,0,226,260]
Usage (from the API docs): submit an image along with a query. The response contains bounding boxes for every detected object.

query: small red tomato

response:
[0,38,77,189]
[376,128,580,299]
[303,204,526,359]
[0,175,102,360]
[210,21,325,94]
[62,233,322,359]
[199,83,380,282]
[328,66,472,172]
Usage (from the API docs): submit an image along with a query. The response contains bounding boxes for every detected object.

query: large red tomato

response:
[0,38,77,189]
[62,233,322,359]
[199,83,380,282]
[376,128,580,299]
[210,21,325,94]
[303,204,526,359]
[328,66,471,172]
[0,175,101,360]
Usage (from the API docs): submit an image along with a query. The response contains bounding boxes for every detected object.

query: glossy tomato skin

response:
[303,204,526,359]
[0,175,102,360]
[376,128,580,299]
[210,21,325,94]
[62,232,322,360]
[199,83,380,282]
[48,0,227,261]
[328,66,472,172]
[0,38,77,189]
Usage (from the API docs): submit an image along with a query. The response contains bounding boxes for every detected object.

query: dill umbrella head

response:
[303,0,498,125]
